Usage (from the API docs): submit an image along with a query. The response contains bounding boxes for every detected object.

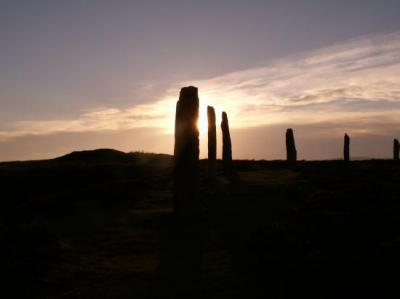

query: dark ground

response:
[1,149,400,298]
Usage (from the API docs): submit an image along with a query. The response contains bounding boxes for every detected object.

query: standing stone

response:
[221,112,232,174]
[153,86,202,298]
[207,106,217,180]
[174,86,200,216]
[344,133,350,162]
[286,128,297,163]
[394,139,399,160]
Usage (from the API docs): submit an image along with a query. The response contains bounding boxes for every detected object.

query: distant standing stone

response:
[344,133,350,162]
[221,112,232,174]
[286,128,297,163]
[207,106,217,180]
[173,86,200,216]
[394,139,399,160]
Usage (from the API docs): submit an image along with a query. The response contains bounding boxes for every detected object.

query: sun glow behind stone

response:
[198,102,208,136]
[197,94,225,136]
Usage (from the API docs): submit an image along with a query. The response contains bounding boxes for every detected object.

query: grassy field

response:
[1,149,400,298]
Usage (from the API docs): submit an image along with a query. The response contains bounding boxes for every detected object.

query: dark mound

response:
[54,149,172,166]
[55,148,135,164]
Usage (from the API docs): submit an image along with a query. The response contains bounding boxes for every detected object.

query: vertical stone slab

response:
[394,139,399,161]
[153,86,202,298]
[344,133,350,162]
[207,106,217,180]
[221,112,232,174]
[286,128,297,163]
[173,86,200,216]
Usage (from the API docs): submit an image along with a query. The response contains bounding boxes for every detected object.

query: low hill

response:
[55,148,135,163]
[55,149,171,164]
[0,149,173,167]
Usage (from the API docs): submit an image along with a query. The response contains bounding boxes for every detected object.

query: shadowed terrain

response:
[1,149,400,298]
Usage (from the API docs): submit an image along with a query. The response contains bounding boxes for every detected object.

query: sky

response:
[1,0,400,161]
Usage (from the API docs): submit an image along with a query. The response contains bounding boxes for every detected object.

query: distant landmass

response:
[55,148,172,164]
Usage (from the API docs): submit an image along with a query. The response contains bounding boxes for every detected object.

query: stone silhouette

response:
[156,88,203,297]
[173,86,200,216]
[344,133,350,162]
[207,106,217,180]
[286,128,297,163]
[394,139,399,160]
[221,112,232,174]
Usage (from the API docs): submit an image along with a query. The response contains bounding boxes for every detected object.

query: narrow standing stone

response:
[344,133,350,162]
[173,86,200,216]
[207,106,217,180]
[394,139,399,160]
[286,128,297,163]
[221,112,232,174]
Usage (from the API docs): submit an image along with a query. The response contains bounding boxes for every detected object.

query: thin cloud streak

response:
[189,32,400,129]
[0,101,175,141]
[1,31,400,142]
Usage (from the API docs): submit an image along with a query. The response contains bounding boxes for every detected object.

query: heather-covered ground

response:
[1,149,400,298]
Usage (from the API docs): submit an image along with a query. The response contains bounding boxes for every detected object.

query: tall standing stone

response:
[286,128,297,163]
[154,86,202,297]
[344,133,350,162]
[221,112,232,174]
[207,106,217,180]
[174,86,200,216]
[394,139,399,160]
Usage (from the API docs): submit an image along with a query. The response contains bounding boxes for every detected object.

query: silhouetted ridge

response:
[55,149,172,164]
[56,149,133,163]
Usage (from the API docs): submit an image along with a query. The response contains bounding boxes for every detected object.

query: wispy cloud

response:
[0,100,175,141]
[1,31,400,141]
[188,31,400,129]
